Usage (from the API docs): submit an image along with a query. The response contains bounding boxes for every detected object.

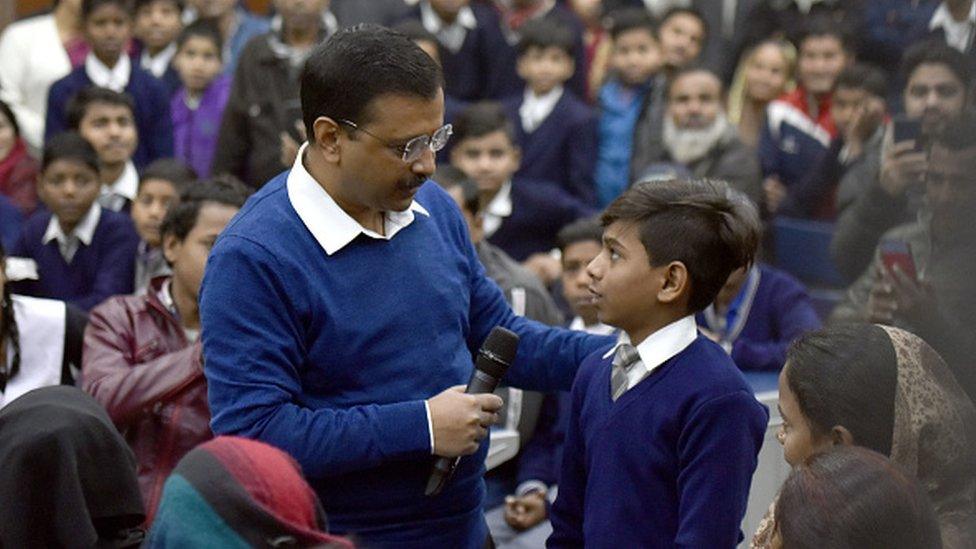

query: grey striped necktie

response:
[610,344,642,401]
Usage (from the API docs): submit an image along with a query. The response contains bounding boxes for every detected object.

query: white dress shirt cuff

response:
[425,399,435,455]
[515,480,548,497]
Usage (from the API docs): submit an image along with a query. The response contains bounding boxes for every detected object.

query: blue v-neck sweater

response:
[199,174,614,548]
[549,337,768,548]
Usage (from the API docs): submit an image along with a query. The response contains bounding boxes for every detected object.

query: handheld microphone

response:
[425,326,520,496]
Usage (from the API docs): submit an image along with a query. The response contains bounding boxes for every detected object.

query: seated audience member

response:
[727,39,796,149]
[593,8,663,206]
[46,0,174,168]
[697,260,821,372]
[503,18,597,204]
[759,15,853,211]
[11,133,139,310]
[859,1,937,79]
[0,241,88,407]
[171,20,231,178]
[82,177,250,523]
[926,0,976,61]
[131,159,196,294]
[566,0,611,104]
[0,197,22,250]
[0,386,146,548]
[212,0,337,188]
[831,42,971,281]
[450,102,593,262]
[753,323,976,549]
[832,113,976,403]
[67,87,140,212]
[182,0,269,76]
[146,436,354,548]
[0,100,40,216]
[774,447,943,549]
[633,67,762,204]
[549,179,768,547]
[776,64,888,220]
[133,0,184,97]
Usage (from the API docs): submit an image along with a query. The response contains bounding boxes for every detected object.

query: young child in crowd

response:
[656,8,707,76]
[171,20,231,178]
[549,178,768,547]
[130,158,196,294]
[503,18,596,204]
[66,87,140,212]
[46,0,174,168]
[133,0,184,96]
[82,176,250,524]
[10,132,139,311]
[593,9,663,207]
[450,101,592,263]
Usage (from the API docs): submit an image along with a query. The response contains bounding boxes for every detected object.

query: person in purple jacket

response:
[170,20,231,179]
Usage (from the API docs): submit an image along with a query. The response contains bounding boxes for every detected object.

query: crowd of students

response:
[1,0,975,547]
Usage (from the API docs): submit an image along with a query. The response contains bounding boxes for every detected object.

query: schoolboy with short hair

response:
[10,132,140,311]
[133,0,185,96]
[548,178,769,547]
[503,18,596,204]
[131,158,196,293]
[46,0,174,168]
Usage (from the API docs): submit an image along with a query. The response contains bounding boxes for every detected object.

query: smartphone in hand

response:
[880,240,918,282]
[892,115,924,152]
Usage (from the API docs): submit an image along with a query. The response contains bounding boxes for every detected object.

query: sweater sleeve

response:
[210,63,251,182]
[44,80,68,142]
[675,391,767,548]
[731,276,822,371]
[757,111,779,179]
[515,392,569,488]
[144,78,175,162]
[546,369,591,548]
[199,236,432,478]
[73,218,139,311]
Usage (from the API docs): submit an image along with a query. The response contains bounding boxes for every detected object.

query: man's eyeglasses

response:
[337,119,453,163]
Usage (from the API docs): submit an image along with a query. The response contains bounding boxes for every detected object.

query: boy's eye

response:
[609,250,621,261]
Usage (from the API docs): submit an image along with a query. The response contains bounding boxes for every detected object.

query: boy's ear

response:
[311,117,342,163]
[511,145,523,172]
[161,232,181,265]
[656,261,689,305]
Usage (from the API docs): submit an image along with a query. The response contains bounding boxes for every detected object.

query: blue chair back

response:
[772,217,845,288]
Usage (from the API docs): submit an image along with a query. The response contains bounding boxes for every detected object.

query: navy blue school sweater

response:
[503,90,597,204]
[548,336,768,548]
[10,208,139,311]
[198,174,615,548]
[45,64,174,168]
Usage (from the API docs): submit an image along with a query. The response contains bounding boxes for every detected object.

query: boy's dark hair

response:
[0,100,20,139]
[65,87,136,131]
[42,132,100,173]
[134,0,183,13]
[600,178,760,312]
[516,18,576,58]
[300,24,442,142]
[392,19,438,46]
[835,63,888,99]
[932,110,976,151]
[557,217,603,253]
[160,175,251,242]
[658,7,708,41]
[435,165,479,215]
[775,447,941,549]
[452,102,517,147]
[139,158,197,194]
[82,0,133,20]
[795,13,856,54]
[607,8,656,41]
[176,18,222,52]
[901,39,973,91]
[784,323,898,456]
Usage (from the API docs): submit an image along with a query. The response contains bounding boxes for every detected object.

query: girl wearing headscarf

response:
[147,436,355,549]
[753,323,976,549]
[0,385,146,547]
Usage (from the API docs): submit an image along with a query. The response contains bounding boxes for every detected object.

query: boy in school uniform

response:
[503,18,597,205]
[67,87,140,213]
[10,133,139,311]
[133,0,184,97]
[46,0,174,168]
[548,178,769,548]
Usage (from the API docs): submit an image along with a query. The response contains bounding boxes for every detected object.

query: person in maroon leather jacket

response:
[80,176,250,524]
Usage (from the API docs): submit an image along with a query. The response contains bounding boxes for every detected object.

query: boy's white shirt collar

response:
[520,85,563,133]
[85,53,131,92]
[286,143,430,256]
[99,161,139,212]
[603,315,698,387]
[43,203,102,262]
[141,42,177,79]
[420,1,477,53]
[930,1,976,52]
[481,180,513,238]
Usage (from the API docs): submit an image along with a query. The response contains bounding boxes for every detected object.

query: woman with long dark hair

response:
[0,100,39,216]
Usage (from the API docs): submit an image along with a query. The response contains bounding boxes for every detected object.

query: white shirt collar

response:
[140,42,177,78]
[99,161,139,212]
[602,315,698,376]
[930,1,976,52]
[569,316,617,336]
[42,203,102,262]
[420,2,477,53]
[481,180,513,238]
[286,143,430,256]
[85,53,131,92]
[520,85,563,133]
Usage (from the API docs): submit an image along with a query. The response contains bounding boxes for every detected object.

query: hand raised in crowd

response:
[428,386,503,458]
[867,265,938,326]
[844,97,885,158]
[879,140,927,198]
[763,176,788,214]
[504,490,548,531]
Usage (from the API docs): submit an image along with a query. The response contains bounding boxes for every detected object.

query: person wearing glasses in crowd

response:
[198,25,614,548]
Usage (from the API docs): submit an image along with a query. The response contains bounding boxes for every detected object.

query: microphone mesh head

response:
[484,327,519,363]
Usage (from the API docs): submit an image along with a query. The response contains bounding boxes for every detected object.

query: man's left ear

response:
[657,261,689,304]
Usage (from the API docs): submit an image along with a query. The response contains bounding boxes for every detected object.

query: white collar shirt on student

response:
[85,53,131,92]
[42,203,102,263]
[141,42,177,79]
[286,143,430,256]
[603,315,698,391]
[420,1,477,53]
[520,85,563,133]
[99,161,139,212]
[930,1,976,52]
[481,180,512,238]
[569,316,617,336]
